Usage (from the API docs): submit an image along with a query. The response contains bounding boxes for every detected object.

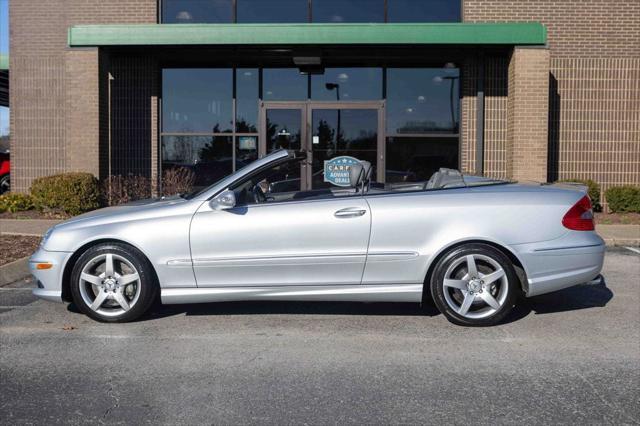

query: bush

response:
[31,173,100,215]
[162,167,195,197]
[0,192,35,213]
[605,186,640,213]
[102,175,151,206]
[560,179,601,211]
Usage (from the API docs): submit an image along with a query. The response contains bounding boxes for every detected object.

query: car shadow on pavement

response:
[66,278,613,323]
[503,276,613,322]
[141,300,442,321]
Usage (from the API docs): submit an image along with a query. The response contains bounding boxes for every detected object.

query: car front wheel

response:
[70,243,157,322]
[430,243,518,326]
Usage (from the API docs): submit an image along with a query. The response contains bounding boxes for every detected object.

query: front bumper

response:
[513,231,606,297]
[29,248,73,303]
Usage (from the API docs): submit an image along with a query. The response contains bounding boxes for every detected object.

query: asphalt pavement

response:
[1,248,639,425]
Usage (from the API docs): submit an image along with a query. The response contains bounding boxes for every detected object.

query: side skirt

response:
[161,284,423,305]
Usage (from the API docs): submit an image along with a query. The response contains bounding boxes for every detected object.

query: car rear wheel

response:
[70,243,157,322]
[430,243,518,326]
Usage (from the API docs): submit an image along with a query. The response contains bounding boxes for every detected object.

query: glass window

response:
[311,109,378,188]
[387,0,461,23]
[236,69,259,133]
[162,69,233,133]
[237,0,308,23]
[235,136,259,168]
[162,0,233,23]
[311,68,382,101]
[162,135,233,189]
[386,136,458,183]
[386,68,460,135]
[312,0,384,23]
[263,69,308,101]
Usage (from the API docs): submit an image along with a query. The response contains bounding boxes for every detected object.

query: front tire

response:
[430,243,518,326]
[70,243,157,322]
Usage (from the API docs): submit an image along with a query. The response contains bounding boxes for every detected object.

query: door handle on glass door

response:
[334,208,367,218]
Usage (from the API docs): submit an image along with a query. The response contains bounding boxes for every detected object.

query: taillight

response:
[562,195,595,231]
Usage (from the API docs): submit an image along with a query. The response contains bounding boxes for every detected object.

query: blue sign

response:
[324,156,361,187]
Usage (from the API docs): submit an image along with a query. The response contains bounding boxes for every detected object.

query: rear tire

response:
[430,243,518,327]
[70,243,157,323]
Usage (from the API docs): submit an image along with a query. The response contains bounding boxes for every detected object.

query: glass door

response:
[259,102,308,192]
[308,103,384,189]
[260,101,384,191]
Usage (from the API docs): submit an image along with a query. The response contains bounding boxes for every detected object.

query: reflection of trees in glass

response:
[266,117,300,151]
[236,118,257,133]
[315,119,337,153]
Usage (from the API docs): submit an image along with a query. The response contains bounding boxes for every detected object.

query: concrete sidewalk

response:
[1,218,638,246]
[0,219,62,236]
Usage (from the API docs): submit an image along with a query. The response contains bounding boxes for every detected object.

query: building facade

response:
[7,0,640,202]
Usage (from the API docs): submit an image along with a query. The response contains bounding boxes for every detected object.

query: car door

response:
[189,196,371,287]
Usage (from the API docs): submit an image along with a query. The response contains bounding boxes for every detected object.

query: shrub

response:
[102,175,151,206]
[605,186,640,213]
[31,173,100,215]
[162,167,195,197]
[0,192,35,213]
[560,179,601,211]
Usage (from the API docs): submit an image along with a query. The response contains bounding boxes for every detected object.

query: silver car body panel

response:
[32,150,605,306]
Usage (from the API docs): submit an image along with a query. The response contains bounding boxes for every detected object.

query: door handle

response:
[334,208,367,218]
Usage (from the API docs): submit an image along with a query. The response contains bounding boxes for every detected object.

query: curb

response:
[0,256,31,286]
[603,239,640,248]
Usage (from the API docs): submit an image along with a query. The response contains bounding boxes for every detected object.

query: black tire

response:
[70,243,157,323]
[430,243,518,327]
[0,174,9,194]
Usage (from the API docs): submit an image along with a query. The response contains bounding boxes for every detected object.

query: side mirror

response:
[210,189,236,211]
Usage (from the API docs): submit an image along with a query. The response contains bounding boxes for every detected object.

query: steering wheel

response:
[252,185,267,204]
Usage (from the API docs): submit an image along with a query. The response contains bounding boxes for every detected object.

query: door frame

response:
[259,101,386,188]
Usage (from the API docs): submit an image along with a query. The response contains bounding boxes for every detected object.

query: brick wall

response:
[464,0,640,58]
[9,0,156,192]
[463,0,640,204]
[506,47,550,182]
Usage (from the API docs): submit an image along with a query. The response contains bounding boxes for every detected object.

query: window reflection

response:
[312,109,378,189]
[162,135,233,188]
[266,109,302,152]
[162,69,233,133]
[386,136,459,183]
[236,68,259,133]
[162,0,233,23]
[386,68,459,135]
[387,0,461,23]
[263,69,308,101]
[237,0,308,23]
[312,0,384,22]
[311,68,382,101]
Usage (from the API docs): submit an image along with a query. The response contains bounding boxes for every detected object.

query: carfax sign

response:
[324,156,361,187]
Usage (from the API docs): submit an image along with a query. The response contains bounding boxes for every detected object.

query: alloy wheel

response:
[78,253,142,317]
[441,253,509,319]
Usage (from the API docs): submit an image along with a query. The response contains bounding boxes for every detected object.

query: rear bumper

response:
[29,248,72,303]
[513,232,606,297]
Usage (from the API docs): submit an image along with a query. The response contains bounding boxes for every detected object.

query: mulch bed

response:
[595,212,640,225]
[0,235,42,266]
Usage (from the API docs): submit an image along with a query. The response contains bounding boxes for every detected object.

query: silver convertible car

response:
[31,150,605,326]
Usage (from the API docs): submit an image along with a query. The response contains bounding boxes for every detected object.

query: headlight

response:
[40,227,55,248]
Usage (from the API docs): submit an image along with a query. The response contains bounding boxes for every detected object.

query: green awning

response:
[0,54,8,70]
[68,23,546,47]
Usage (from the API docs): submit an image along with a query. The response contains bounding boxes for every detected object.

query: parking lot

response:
[1,248,639,425]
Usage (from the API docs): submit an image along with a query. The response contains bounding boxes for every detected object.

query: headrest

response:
[349,163,364,187]
[348,160,373,189]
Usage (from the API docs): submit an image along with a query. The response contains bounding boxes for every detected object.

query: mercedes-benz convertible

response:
[31,149,605,326]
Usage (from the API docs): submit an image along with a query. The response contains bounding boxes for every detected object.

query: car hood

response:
[56,195,193,228]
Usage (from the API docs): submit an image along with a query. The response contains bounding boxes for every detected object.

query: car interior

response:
[230,156,502,206]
